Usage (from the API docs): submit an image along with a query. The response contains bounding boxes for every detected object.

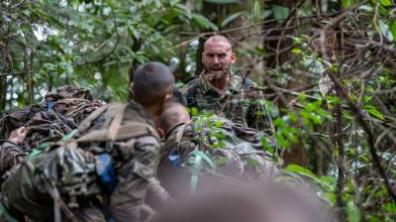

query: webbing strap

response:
[77,122,159,142]
[107,104,127,141]
[78,105,108,132]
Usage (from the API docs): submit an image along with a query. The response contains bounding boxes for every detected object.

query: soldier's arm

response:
[110,135,160,222]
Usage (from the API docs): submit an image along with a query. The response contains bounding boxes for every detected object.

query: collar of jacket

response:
[127,99,156,126]
[198,70,243,97]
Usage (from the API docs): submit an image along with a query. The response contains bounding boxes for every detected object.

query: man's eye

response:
[207,54,215,58]
[218,54,226,58]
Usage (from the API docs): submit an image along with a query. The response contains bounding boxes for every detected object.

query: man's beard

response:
[205,70,229,81]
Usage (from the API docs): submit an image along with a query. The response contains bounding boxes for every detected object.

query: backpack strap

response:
[186,79,199,108]
[77,121,159,142]
[78,105,108,132]
[107,104,127,141]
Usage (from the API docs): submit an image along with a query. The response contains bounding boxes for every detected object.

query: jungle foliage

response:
[1,0,395,221]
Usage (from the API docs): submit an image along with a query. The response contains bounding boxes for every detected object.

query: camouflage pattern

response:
[0,85,102,140]
[0,110,78,179]
[1,144,102,222]
[0,142,24,183]
[158,115,278,199]
[77,101,164,222]
[1,100,165,222]
[0,86,102,179]
[181,71,274,134]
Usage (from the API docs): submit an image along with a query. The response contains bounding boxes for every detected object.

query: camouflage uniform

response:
[158,115,278,199]
[82,101,165,222]
[1,101,166,222]
[181,72,274,134]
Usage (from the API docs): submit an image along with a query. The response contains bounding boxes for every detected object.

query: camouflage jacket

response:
[1,101,164,222]
[77,100,163,222]
[158,115,278,199]
[181,72,274,134]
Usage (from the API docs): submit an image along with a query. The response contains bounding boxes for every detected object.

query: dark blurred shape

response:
[151,180,332,222]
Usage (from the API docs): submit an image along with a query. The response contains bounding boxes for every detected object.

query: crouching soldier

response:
[1,62,174,222]
[157,103,279,199]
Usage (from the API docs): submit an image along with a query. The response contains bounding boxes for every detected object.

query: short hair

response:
[132,62,175,106]
[159,103,190,133]
[204,35,233,51]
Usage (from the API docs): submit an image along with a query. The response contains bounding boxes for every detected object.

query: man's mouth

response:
[210,67,223,71]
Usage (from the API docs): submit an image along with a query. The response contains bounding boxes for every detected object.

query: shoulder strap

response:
[186,79,199,108]
[107,104,127,141]
[78,105,108,132]
[77,121,159,142]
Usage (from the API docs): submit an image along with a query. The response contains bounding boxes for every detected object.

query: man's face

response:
[202,41,236,73]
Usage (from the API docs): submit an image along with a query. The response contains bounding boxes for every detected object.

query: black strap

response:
[186,79,199,108]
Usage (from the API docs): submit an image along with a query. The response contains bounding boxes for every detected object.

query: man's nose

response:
[213,56,219,64]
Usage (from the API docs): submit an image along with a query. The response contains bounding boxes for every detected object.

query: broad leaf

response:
[272,5,289,22]
[192,13,218,31]
[380,0,392,6]
[221,12,244,28]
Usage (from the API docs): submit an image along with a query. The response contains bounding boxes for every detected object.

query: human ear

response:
[230,52,236,64]
[163,93,173,104]
[130,82,136,97]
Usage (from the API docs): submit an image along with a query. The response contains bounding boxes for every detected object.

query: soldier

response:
[181,35,274,134]
[157,103,278,199]
[1,62,174,222]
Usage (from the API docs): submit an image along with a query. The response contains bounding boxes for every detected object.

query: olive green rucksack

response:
[1,102,159,222]
[160,115,279,195]
[1,142,98,221]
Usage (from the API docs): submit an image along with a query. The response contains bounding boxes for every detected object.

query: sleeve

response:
[109,135,160,222]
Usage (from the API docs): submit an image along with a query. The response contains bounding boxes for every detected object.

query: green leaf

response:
[342,0,359,8]
[380,0,392,6]
[204,0,240,3]
[364,105,384,120]
[347,201,361,222]
[383,203,396,213]
[342,0,351,8]
[358,5,374,12]
[221,12,244,28]
[390,20,396,42]
[291,48,302,55]
[253,1,261,18]
[272,5,289,22]
[284,164,320,183]
[192,14,218,31]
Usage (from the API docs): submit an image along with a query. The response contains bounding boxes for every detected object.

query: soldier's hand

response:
[8,126,29,145]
